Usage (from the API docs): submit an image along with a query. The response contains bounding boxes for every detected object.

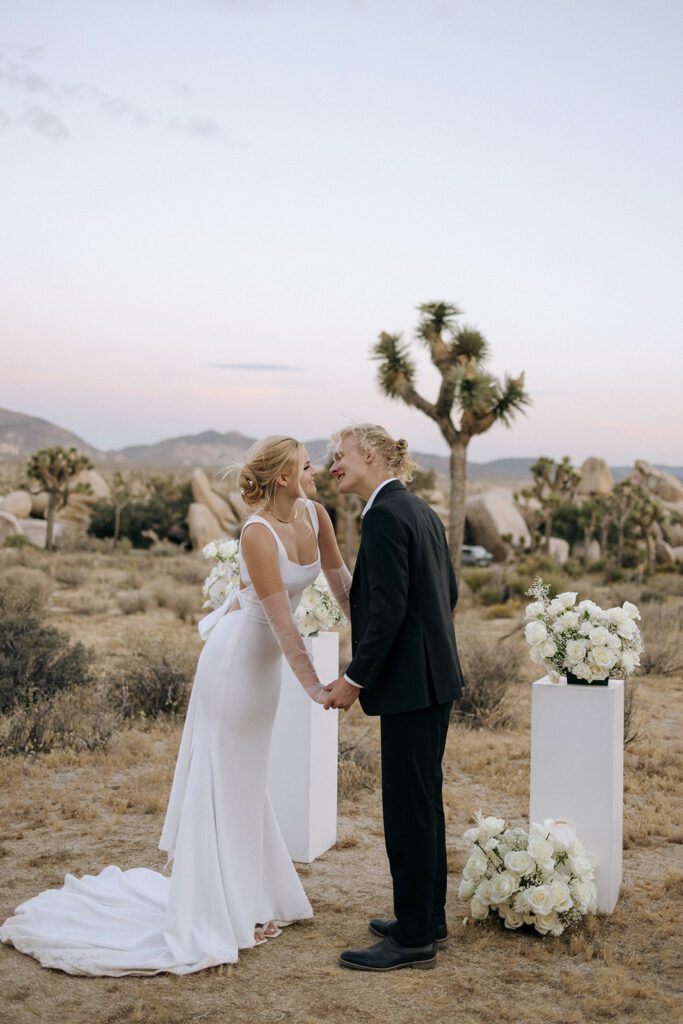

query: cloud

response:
[211,363,304,372]
[0,45,229,142]
[22,105,69,141]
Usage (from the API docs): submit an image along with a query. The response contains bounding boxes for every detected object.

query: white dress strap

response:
[305,500,320,537]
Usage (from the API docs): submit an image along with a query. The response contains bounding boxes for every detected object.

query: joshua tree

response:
[519,456,580,552]
[109,472,145,550]
[373,301,530,574]
[27,446,93,551]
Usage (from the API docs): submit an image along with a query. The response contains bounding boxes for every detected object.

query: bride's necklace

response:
[265,505,297,525]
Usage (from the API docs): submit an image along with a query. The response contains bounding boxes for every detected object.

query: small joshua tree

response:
[519,456,580,552]
[27,446,93,551]
[372,301,530,575]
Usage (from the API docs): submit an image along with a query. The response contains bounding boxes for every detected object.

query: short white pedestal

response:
[530,676,624,913]
[268,632,339,863]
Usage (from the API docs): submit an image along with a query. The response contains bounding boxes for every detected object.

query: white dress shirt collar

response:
[361,477,399,518]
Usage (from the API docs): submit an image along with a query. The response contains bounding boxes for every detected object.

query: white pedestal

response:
[268,632,339,863]
[530,676,624,913]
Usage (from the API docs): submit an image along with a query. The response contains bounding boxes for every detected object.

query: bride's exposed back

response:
[0,435,351,975]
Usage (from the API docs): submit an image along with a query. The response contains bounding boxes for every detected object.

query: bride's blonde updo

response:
[329,423,418,484]
[237,435,304,509]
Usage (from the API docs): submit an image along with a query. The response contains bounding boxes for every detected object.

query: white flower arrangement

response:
[293,574,344,637]
[202,538,343,637]
[524,577,643,683]
[202,539,240,610]
[459,812,597,936]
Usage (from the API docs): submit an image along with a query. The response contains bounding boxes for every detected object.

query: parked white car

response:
[461,544,493,566]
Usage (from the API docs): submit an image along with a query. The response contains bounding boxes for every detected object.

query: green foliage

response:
[461,567,491,594]
[406,466,437,497]
[0,568,93,714]
[551,503,583,546]
[89,476,192,548]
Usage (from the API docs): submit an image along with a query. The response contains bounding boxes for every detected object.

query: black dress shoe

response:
[339,935,437,972]
[369,918,449,948]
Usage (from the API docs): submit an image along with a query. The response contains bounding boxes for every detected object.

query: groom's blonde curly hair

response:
[329,423,418,485]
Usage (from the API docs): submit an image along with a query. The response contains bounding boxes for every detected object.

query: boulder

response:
[548,537,570,565]
[465,488,531,561]
[662,519,683,547]
[188,502,224,552]
[20,518,61,549]
[585,539,601,565]
[631,460,683,503]
[577,457,613,496]
[671,546,683,564]
[1,491,32,518]
[0,510,24,543]
[191,469,239,532]
[30,491,50,518]
[58,469,112,530]
[655,539,675,566]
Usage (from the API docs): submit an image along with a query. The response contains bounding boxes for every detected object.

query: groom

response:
[323,424,464,972]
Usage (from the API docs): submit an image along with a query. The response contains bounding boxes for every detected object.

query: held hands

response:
[322,676,360,712]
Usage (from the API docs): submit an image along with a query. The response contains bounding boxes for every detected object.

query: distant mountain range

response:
[1,406,681,483]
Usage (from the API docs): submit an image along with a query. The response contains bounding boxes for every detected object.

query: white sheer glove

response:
[324,563,352,622]
[261,591,326,703]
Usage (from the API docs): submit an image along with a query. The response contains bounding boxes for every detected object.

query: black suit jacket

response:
[346,480,464,716]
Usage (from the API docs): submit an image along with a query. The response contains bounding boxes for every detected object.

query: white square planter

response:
[530,676,624,913]
[268,632,339,863]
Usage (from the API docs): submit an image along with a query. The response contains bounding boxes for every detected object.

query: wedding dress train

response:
[0,504,323,975]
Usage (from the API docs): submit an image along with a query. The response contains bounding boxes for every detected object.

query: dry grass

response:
[0,552,681,1024]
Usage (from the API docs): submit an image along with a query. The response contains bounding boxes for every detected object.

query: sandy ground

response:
[0,556,681,1024]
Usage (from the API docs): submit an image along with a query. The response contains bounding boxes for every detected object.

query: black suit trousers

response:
[379,701,452,947]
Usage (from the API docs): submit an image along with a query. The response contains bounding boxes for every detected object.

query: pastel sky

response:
[1,0,681,464]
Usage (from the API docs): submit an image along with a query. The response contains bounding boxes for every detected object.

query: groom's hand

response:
[323,677,359,711]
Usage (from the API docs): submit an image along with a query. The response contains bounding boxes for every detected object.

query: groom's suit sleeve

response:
[345,506,410,690]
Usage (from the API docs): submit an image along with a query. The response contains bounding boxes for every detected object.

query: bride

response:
[0,436,352,975]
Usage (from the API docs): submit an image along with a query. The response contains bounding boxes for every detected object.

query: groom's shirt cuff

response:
[344,674,362,688]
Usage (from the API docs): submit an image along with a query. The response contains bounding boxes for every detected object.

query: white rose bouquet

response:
[202,538,240,610]
[459,811,597,936]
[202,540,343,637]
[293,573,344,637]
[524,577,643,684]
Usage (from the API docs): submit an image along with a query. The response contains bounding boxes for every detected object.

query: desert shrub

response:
[483,600,521,619]
[116,589,156,615]
[167,559,209,586]
[506,556,569,600]
[0,566,52,613]
[461,567,491,595]
[562,558,584,578]
[639,605,683,676]
[3,533,36,550]
[66,595,111,616]
[451,633,522,728]
[151,581,200,622]
[54,565,87,588]
[107,638,197,720]
[0,685,115,756]
[338,735,380,798]
[623,678,642,748]
[0,568,93,714]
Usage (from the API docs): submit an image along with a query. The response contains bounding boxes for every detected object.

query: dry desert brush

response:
[452,631,522,728]
[107,636,198,721]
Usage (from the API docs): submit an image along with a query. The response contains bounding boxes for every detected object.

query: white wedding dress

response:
[0,503,323,975]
